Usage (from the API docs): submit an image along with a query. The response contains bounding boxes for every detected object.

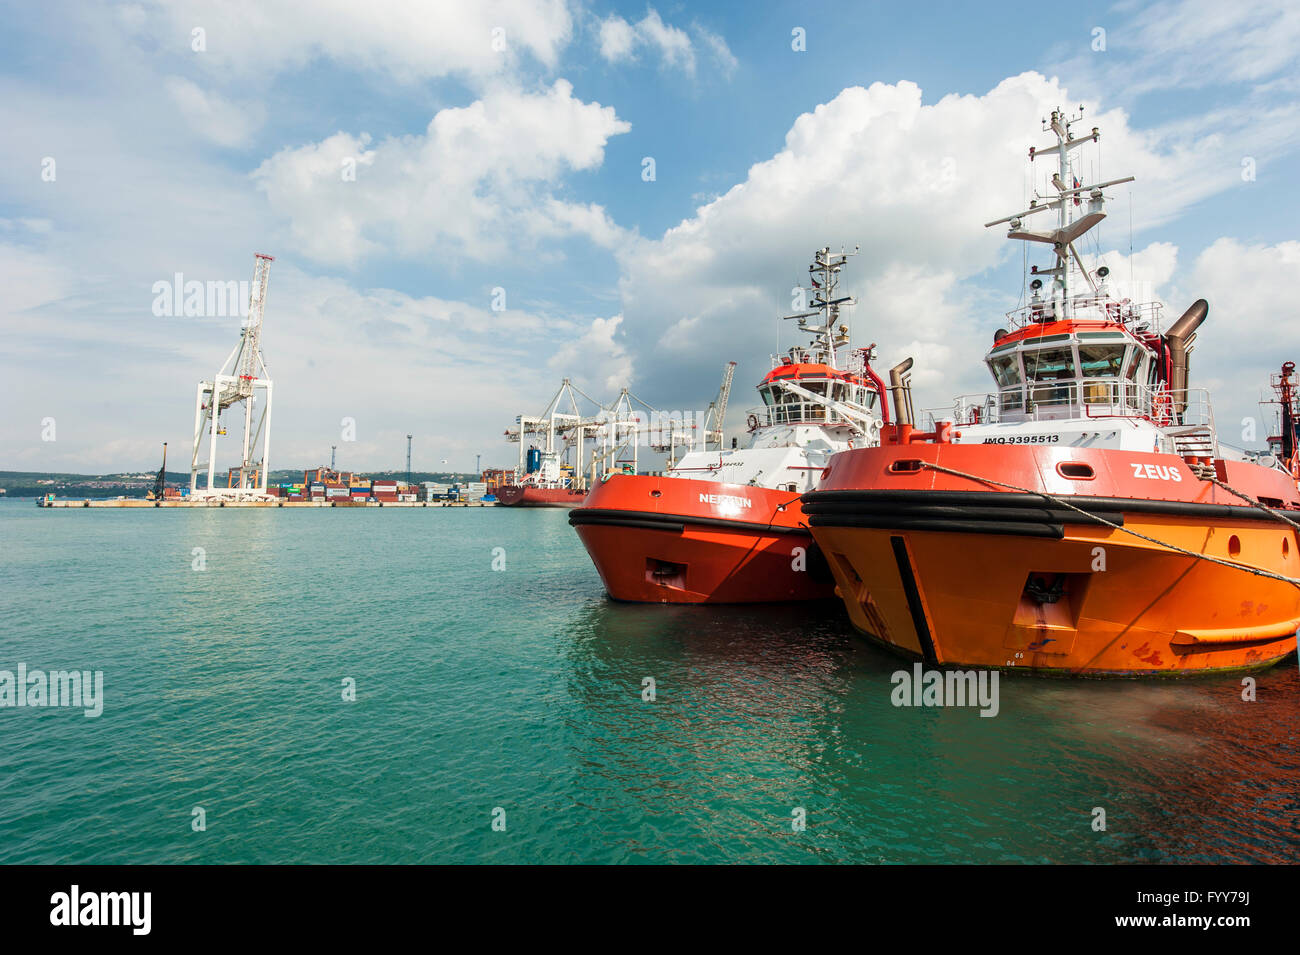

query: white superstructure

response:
[917,109,1223,471]
[666,247,889,493]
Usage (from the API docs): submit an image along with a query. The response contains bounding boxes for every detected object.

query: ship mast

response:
[985,108,1134,322]
[782,246,857,368]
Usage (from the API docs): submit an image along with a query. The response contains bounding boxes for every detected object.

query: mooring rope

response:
[916,460,1300,588]
[1205,475,1300,532]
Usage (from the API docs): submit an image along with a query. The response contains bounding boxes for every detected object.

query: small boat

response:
[572,247,897,602]
[803,109,1300,676]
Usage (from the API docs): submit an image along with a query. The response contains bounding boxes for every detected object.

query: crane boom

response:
[215,252,273,409]
[705,361,737,449]
[236,254,272,386]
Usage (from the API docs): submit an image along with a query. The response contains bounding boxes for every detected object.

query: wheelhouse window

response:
[989,354,1021,387]
[1078,344,1125,378]
[1123,350,1143,381]
[798,380,828,421]
[986,352,1024,413]
[1000,390,1025,413]
[1024,347,1076,406]
[1077,344,1125,404]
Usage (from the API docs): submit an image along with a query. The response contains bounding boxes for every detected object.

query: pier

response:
[36,498,498,508]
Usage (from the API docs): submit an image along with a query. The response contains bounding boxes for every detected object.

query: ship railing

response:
[920,394,1002,429]
[742,402,857,428]
[1003,298,1164,332]
[922,381,1215,433]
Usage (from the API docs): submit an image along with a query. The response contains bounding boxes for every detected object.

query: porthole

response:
[889,459,923,473]
[1057,462,1095,480]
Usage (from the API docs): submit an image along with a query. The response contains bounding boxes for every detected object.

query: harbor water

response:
[1,500,1297,864]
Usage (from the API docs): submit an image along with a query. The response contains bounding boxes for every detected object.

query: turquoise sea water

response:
[1,499,1297,864]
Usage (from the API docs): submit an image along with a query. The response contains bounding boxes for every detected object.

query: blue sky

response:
[2,0,1299,473]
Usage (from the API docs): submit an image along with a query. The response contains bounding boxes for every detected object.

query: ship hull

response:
[804,445,1300,676]
[496,485,588,507]
[571,474,835,603]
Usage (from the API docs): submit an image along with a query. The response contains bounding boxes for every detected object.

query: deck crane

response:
[702,360,737,450]
[189,253,275,499]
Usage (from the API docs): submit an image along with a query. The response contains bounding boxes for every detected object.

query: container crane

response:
[189,253,275,499]
[148,442,167,501]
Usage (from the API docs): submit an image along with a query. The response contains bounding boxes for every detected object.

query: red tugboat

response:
[803,109,1300,676]
[571,248,897,602]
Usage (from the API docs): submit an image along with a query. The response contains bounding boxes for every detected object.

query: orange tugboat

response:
[803,109,1300,676]
[572,248,896,602]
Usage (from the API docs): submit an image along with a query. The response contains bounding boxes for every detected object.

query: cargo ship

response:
[803,108,1300,676]
[571,247,897,602]
[496,447,588,507]
[496,483,587,507]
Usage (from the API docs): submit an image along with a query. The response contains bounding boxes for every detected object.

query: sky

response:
[2,0,1299,474]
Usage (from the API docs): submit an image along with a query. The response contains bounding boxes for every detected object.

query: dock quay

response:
[37,499,498,508]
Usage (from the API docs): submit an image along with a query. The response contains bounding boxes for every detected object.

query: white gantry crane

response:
[190,253,275,500]
[504,378,604,490]
[504,378,699,487]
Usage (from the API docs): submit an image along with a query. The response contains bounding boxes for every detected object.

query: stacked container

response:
[371,479,398,503]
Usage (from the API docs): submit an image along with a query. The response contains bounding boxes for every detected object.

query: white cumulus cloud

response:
[611,71,1281,418]
[548,314,632,393]
[164,77,265,148]
[596,9,733,76]
[140,0,575,83]
[252,80,631,267]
